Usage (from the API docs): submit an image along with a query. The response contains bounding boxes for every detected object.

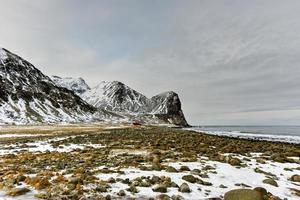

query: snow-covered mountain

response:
[81,81,151,114]
[51,76,90,95]
[0,47,188,126]
[0,48,96,124]
[52,77,188,126]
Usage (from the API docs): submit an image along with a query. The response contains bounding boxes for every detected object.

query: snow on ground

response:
[0,130,299,199]
[93,157,300,200]
[0,134,43,138]
[0,135,105,155]
[0,191,37,200]
[1,156,299,200]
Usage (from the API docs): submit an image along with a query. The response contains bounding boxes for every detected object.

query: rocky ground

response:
[0,125,299,200]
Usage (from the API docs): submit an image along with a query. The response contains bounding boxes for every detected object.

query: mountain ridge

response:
[54,77,189,126]
[0,47,188,126]
[0,48,96,124]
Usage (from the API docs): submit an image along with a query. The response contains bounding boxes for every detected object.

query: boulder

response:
[179,183,191,193]
[290,174,300,182]
[182,175,198,183]
[224,189,264,200]
[263,178,278,187]
[153,184,168,193]
[166,166,178,173]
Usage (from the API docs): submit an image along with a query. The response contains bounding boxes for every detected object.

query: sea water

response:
[185,126,300,144]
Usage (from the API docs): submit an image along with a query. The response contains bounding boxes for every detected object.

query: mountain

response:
[81,81,151,114]
[150,91,188,126]
[0,47,188,126]
[0,48,96,124]
[53,77,188,126]
[51,76,90,95]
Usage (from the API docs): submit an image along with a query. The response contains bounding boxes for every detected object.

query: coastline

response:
[184,126,300,144]
[0,125,299,199]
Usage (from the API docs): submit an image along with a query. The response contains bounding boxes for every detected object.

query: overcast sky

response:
[1,0,300,125]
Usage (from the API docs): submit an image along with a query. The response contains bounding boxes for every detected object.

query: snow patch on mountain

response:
[82,81,151,114]
[51,76,90,95]
[0,47,189,126]
[52,76,188,126]
[0,48,96,124]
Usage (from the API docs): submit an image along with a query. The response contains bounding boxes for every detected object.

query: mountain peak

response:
[51,76,91,95]
[0,48,9,62]
[0,48,95,124]
[1,47,188,126]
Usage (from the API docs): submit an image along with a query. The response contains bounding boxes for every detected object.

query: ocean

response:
[185,126,300,144]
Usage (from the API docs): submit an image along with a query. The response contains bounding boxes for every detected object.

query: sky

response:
[1,0,300,125]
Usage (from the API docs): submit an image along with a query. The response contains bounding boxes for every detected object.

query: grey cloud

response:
[1,0,300,125]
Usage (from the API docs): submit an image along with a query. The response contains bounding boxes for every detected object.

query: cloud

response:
[1,0,300,125]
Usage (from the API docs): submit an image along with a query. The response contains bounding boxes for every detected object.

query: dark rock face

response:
[150,92,189,126]
[0,48,95,123]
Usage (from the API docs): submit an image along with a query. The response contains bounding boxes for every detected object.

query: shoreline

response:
[184,127,300,145]
[0,125,299,199]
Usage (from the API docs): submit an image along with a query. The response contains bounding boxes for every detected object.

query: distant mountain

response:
[81,81,151,114]
[150,91,188,126]
[54,77,188,126]
[0,48,95,124]
[0,47,188,126]
[51,76,90,95]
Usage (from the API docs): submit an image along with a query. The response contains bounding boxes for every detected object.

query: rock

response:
[256,158,266,164]
[6,187,30,196]
[290,188,300,197]
[234,183,251,188]
[151,175,161,184]
[107,177,116,183]
[34,193,50,199]
[16,175,26,182]
[140,180,152,187]
[170,182,179,188]
[182,175,198,183]
[191,169,201,175]
[179,166,190,171]
[283,167,293,172]
[166,166,178,173]
[95,186,107,192]
[219,184,228,188]
[254,168,275,177]
[68,177,82,185]
[131,180,140,186]
[171,195,185,200]
[199,179,213,186]
[117,190,126,196]
[263,178,278,187]
[67,183,76,190]
[121,178,131,185]
[228,158,242,166]
[153,184,168,193]
[224,189,264,200]
[179,183,191,193]
[156,194,171,200]
[290,174,300,182]
[152,163,162,171]
[253,187,268,198]
[126,185,138,193]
